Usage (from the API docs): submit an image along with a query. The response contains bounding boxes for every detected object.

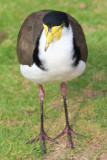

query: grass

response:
[0,0,107,159]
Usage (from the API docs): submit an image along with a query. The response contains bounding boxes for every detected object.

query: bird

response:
[17,10,88,153]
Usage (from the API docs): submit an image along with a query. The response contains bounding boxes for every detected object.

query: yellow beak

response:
[45,32,54,51]
[43,24,64,52]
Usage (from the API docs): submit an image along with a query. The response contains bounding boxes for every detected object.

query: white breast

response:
[39,25,74,73]
[20,25,86,83]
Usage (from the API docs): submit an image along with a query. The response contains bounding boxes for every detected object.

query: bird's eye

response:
[61,23,65,29]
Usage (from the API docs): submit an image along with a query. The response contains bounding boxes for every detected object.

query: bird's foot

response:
[54,125,83,149]
[26,131,55,153]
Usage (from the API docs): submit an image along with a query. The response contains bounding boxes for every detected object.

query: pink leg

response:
[54,82,83,149]
[27,84,55,153]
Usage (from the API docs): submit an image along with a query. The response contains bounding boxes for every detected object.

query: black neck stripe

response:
[33,31,45,70]
[73,37,81,66]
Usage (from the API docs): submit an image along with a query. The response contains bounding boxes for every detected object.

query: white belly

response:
[20,26,86,83]
[20,60,86,83]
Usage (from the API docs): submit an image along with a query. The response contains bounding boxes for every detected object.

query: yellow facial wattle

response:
[43,24,48,36]
[43,23,65,51]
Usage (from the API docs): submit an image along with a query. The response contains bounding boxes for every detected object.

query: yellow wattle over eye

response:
[61,23,65,29]
[43,23,65,41]
[43,24,48,36]
[52,26,62,40]
[52,23,65,40]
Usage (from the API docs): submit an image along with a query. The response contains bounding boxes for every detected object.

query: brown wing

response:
[17,10,52,66]
[67,14,88,62]
[17,10,88,66]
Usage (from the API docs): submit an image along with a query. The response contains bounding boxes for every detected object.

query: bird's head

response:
[43,11,69,51]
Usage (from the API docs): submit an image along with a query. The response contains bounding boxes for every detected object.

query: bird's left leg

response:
[54,82,82,149]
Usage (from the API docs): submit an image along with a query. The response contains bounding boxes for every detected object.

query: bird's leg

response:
[54,82,82,149]
[27,84,55,153]
[38,84,46,153]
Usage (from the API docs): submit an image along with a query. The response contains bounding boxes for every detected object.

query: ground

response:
[0,0,107,159]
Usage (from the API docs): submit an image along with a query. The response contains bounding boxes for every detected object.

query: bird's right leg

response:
[27,84,55,153]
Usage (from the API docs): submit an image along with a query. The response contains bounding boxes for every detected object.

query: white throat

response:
[38,25,74,72]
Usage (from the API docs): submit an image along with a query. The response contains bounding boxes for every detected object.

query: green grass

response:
[0,0,107,159]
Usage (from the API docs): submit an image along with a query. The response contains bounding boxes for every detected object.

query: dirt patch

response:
[98,152,107,160]
[21,79,32,92]
[47,97,62,109]
[0,31,8,43]
[43,138,69,160]
[42,136,106,160]
[1,118,22,126]
[78,3,86,9]
[16,157,33,160]
[21,158,33,160]
[82,89,102,98]
[93,73,104,81]
[71,137,106,160]
[9,120,22,125]
[71,96,84,103]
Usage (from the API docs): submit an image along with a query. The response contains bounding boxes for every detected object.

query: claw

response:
[54,125,84,148]
[26,132,55,153]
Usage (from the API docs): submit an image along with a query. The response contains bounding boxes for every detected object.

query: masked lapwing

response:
[17,10,88,153]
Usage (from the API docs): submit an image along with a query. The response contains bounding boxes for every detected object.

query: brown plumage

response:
[17,10,88,66]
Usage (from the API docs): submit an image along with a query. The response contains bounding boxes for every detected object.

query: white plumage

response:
[20,25,86,83]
